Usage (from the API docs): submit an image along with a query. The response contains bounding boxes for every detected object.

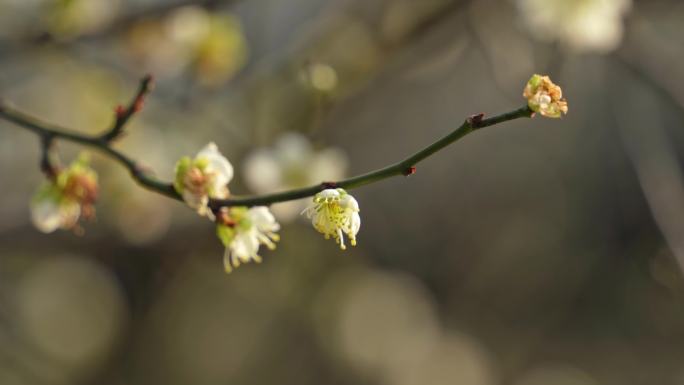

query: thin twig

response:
[0,98,179,200]
[101,74,154,142]
[209,108,532,208]
[0,88,533,208]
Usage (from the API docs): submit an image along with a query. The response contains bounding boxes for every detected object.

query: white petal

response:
[60,201,82,228]
[232,231,259,262]
[30,199,62,233]
[340,194,359,212]
[197,142,234,186]
[350,211,361,236]
[247,206,280,232]
[182,189,204,209]
[318,189,340,200]
[223,247,235,272]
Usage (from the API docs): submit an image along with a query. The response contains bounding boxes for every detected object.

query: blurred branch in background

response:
[0,0,243,54]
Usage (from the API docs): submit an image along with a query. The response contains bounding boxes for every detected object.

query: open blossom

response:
[243,133,348,222]
[215,206,280,273]
[303,188,360,250]
[523,74,568,118]
[174,142,233,219]
[516,0,632,53]
[30,154,98,233]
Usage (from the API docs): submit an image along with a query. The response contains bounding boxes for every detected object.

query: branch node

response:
[402,166,417,176]
[467,113,485,128]
[100,74,155,142]
[114,104,126,118]
[321,181,338,189]
[215,207,236,226]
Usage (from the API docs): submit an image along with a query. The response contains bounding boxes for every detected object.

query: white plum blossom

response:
[30,154,98,234]
[174,142,233,219]
[216,206,281,273]
[243,132,348,222]
[31,197,81,233]
[303,188,360,250]
[516,0,632,53]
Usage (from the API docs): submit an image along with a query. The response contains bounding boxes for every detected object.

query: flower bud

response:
[523,74,568,118]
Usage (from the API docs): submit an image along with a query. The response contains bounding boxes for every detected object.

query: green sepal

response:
[526,74,542,92]
[216,224,236,247]
[31,181,63,206]
[173,156,192,194]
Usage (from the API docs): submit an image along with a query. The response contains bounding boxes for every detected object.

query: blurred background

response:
[1,0,683,384]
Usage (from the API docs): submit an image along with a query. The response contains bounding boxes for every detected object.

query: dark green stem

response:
[210,106,533,207]
[0,98,532,208]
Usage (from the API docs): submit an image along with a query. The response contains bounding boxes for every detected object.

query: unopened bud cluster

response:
[523,74,568,118]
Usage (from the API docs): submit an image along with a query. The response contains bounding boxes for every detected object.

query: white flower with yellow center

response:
[303,188,360,250]
[215,206,281,273]
[174,142,233,219]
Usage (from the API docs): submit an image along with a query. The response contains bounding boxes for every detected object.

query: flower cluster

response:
[303,188,361,250]
[174,143,281,272]
[523,74,568,118]
[31,154,98,234]
[172,143,361,272]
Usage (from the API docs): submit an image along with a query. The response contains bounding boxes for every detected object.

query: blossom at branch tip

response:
[31,154,98,234]
[174,142,233,219]
[303,188,360,250]
[523,74,568,118]
[215,206,280,273]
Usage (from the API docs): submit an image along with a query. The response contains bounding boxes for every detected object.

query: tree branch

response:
[0,87,533,209]
[101,74,154,142]
[209,108,532,208]
[0,97,179,200]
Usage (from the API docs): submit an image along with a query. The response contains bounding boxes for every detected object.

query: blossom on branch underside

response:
[31,154,98,234]
[216,206,280,273]
[174,142,233,219]
[303,188,361,250]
